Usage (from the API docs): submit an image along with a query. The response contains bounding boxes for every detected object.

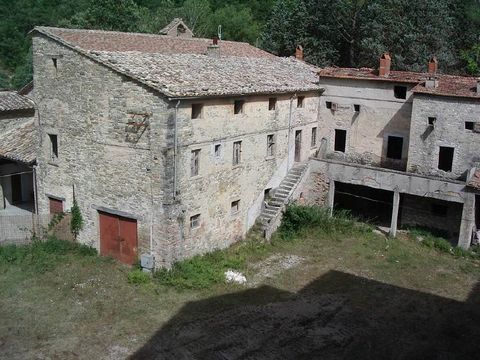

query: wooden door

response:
[99,211,138,265]
[294,130,302,162]
[11,174,22,204]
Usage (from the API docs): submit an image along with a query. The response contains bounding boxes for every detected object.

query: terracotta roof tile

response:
[0,121,37,164]
[35,27,273,58]
[319,67,480,100]
[0,91,35,112]
[90,51,321,97]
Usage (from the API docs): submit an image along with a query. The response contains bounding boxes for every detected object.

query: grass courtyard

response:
[1,206,479,359]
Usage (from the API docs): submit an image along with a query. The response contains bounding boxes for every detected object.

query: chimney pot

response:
[428,56,438,74]
[379,52,391,77]
[296,45,304,61]
[425,76,438,89]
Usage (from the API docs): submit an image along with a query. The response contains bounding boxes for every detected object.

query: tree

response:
[208,5,259,43]
[70,198,84,240]
[66,0,145,32]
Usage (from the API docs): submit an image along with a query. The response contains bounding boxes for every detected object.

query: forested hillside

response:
[1,0,479,90]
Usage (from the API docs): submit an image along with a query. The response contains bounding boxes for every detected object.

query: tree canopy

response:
[0,0,479,89]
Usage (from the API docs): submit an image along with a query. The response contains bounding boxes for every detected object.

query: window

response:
[234,100,244,114]
[190,214,200,229]
[267,134,275,157]
[428,117,436,126]
[233,141,242,165]
[431,204,448,217]
[334,129,346,152]
[326,101,332,109]
[52,58,58,69]
[269,98,277,111]
[191,103,203,119]
[231,200,240,214]
[465,121,474,130]
[190,149,200,176]
[297,96,305,108]
[386,136,403,160]
[354,104,361,112]
[394,85,407,99]
[48,197,63,214]
[48,134,58,160]
[311,127,317,147]
[214,144,221,158]
[438,146,454,172]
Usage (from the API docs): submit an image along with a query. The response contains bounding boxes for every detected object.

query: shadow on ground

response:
[130,271,480,359]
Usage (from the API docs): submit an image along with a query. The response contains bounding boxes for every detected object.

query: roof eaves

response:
[31,27,174,98]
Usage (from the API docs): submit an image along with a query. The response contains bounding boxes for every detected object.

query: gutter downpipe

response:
[286,94,296,175]
[173,100,181,200]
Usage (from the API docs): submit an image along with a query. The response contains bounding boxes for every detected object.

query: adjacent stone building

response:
[31,26,321,267]
[305,54,480,247]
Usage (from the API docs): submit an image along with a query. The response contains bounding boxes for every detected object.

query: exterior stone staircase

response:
[254,163,308,240]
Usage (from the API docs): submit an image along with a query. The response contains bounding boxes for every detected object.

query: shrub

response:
[433,238,453,253]
[70,198,84,240]
[127,269,150,284]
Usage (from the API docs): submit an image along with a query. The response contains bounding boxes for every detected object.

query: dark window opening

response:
[326,101,332,109]
[394,85,407,99]
[386,136,403,160]
[438,146,454,172]
[465,121,474,130]
[334,129,346,152]
[190,214,200,229]
[234,100,244,114]
[191,103,203,119]
[267,134,275,157]
[191,149,200,176]
[431,204,448,217]
[268,98,277,111]
[311,127,317,147]
[48,134,58,160]
[297,96,305,108]
[52,58,58,69]
[354,104,361,112]
[214,144,221,157]
[233,141,242,165]
[428,117,436,126]
[231,200,240,214]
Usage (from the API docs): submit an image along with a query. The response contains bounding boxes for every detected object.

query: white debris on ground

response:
[225,270,247,285]
[249,254,305,286]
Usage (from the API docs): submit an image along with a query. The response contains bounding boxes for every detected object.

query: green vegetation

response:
[2,0,480,89]
[70,198,84,240]
[0,237,96,273]
[127,268,151,284]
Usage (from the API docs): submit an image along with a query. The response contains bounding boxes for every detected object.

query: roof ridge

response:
[34,26,253,46]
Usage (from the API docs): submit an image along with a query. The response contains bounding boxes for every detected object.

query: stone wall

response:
[318,78,413,169]
[32,34,175,264]
[173,93,321,259]
[408,94,480,179]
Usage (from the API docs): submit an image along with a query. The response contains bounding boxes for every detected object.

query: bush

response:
[127,269,150,284]
[433,238,453,253]
[279,205,369,239]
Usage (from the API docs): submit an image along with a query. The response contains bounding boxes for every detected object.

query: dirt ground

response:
[1,230,480,359]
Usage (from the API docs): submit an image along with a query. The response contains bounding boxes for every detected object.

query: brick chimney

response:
[207,37,220,58]
[379,53,391,77]
[295,45,304,61]
[428,56,438,74]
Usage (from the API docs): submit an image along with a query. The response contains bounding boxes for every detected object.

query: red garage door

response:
[99,211,138,265]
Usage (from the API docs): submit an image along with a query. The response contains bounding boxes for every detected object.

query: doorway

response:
[294,130,302,162]
[99,211,138,265]
[11,174,22,204]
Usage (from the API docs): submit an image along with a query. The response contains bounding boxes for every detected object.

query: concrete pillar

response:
[458,193,475,249]
[0,179,4,210]
[328,179,335,216]
[389,190,400,237]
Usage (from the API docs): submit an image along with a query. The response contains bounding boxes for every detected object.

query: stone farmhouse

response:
[30,24,321,268]
[27,20,480,268]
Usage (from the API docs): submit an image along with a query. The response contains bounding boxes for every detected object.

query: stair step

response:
[282,180,297,186]
[263,209,278,216]
[285,175,300,182]
[269,200,284,207]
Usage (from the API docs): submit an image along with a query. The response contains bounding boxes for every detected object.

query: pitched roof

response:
[32,27,321,98]
[90,51,320,97]
[0,120,37,164]
[318,67,480,100]
[34,27,273,59]
[159,18,193,36]
[0,91,35,112]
